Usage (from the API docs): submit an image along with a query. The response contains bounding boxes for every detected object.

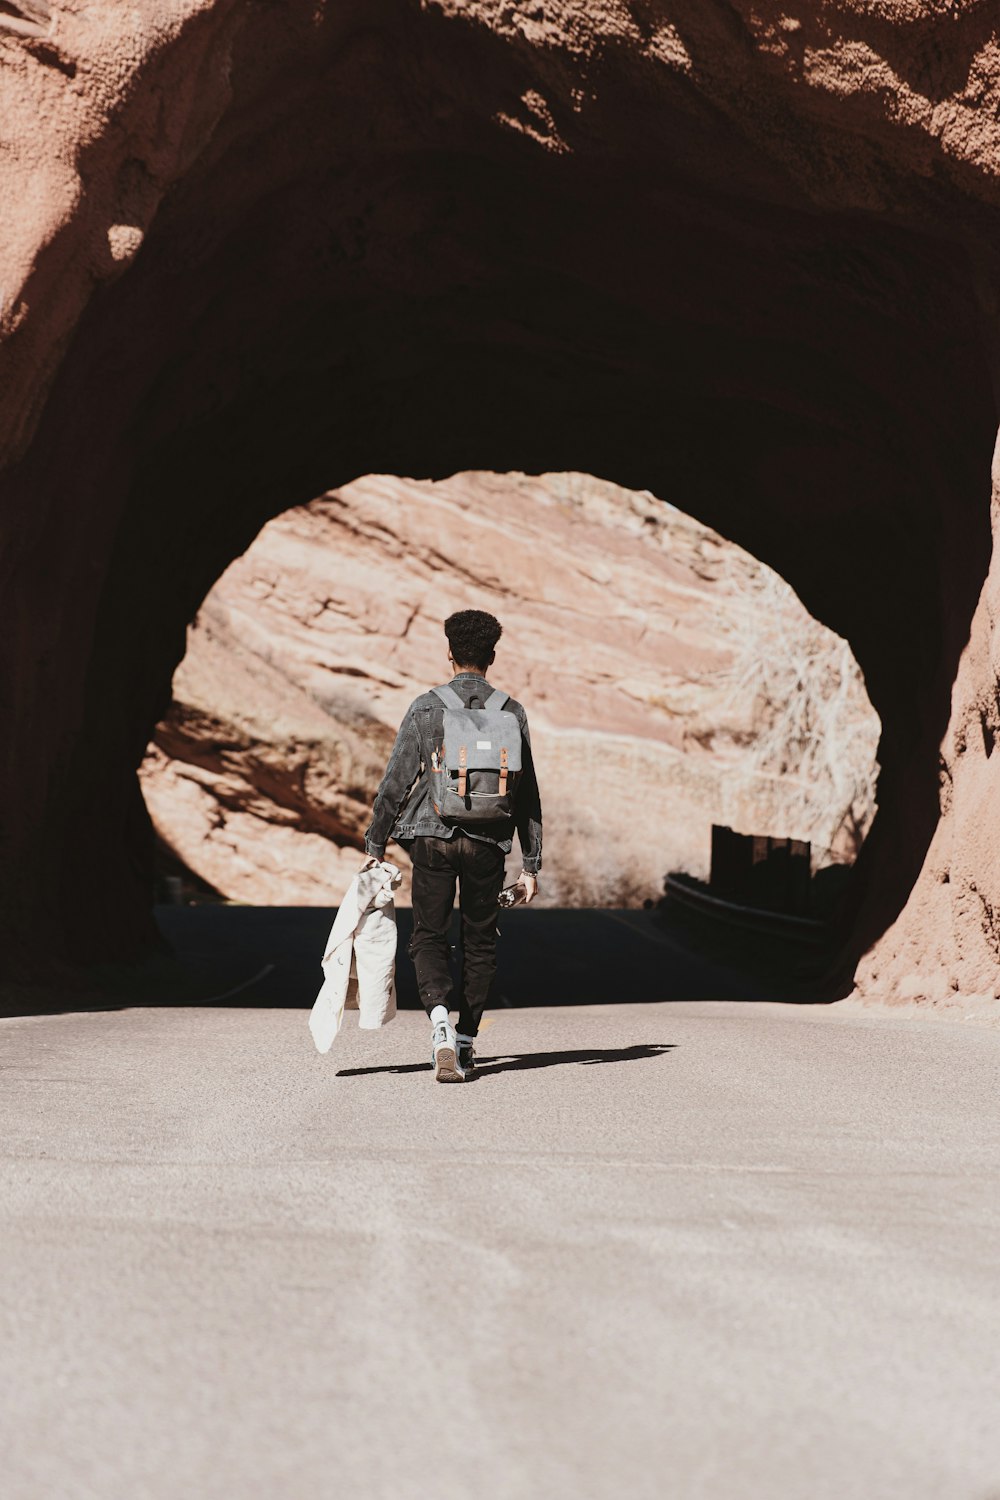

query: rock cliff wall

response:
[0,1,998,998]
[140,471,879,906]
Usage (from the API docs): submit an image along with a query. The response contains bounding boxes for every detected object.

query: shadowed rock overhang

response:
[1,1,999,998]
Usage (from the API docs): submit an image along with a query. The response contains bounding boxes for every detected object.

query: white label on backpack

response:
[477,740,491,749]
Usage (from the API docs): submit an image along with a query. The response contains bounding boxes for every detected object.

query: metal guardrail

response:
[664,873,830,949]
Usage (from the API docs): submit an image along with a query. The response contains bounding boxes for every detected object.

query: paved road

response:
[2,999,999,1500]
[145,903,772,1008]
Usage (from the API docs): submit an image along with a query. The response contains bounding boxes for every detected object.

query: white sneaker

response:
[432,1019,464,1083]
[456,1034,475,1076]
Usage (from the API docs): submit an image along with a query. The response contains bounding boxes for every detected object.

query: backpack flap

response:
[441,710,522,772]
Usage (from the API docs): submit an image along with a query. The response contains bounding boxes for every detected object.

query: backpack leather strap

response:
[499,745,509,796]
[457,744,468,797]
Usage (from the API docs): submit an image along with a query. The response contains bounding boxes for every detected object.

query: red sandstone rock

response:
[853,439,1000,1007]
[0,0,999,998]
[140,471,879,907]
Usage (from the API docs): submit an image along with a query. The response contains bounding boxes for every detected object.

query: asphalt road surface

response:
[145,903,772,1008]
[2,983,999,1499]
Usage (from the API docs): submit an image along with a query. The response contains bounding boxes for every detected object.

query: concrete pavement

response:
[1,999,999,1499]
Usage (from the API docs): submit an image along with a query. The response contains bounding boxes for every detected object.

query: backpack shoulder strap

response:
[432,684,466,710]
[484,688,509,711]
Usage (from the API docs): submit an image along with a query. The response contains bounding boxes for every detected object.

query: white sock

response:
[456,1032,474,1045]
[430,1005,450,1027]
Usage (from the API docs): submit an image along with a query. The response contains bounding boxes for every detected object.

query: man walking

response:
[363,609,542,1081]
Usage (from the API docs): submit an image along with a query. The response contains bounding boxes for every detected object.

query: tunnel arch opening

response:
[140,469,882,951]
[1,3,997,997]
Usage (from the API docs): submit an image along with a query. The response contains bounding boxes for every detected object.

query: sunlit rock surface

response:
[141,472,879,906]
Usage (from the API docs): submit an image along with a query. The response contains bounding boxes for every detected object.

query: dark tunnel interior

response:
[1,3,998,987]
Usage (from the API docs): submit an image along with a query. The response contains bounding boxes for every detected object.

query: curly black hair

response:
[445,609,503,670]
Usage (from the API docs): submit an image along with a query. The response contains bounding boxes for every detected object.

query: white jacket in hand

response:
[309,860,402,1054]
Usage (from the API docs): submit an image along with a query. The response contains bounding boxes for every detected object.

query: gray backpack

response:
[430,684,523,824]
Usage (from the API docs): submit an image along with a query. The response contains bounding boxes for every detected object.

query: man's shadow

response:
[336,1042,674,1078]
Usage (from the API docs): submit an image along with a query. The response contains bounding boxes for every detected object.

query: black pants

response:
[408,834,506,1037]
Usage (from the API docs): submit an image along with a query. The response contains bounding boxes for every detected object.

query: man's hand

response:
[361,853,380,870]
[516,871,538,905]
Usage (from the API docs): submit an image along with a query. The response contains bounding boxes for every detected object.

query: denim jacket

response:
[364,673,543,872]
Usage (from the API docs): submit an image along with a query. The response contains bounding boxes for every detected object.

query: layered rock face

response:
[854,441,1000,1007]
[1,1,999,999]
[140,471,879,906]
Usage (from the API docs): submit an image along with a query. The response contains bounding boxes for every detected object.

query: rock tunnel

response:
[2,1,1000,1001]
